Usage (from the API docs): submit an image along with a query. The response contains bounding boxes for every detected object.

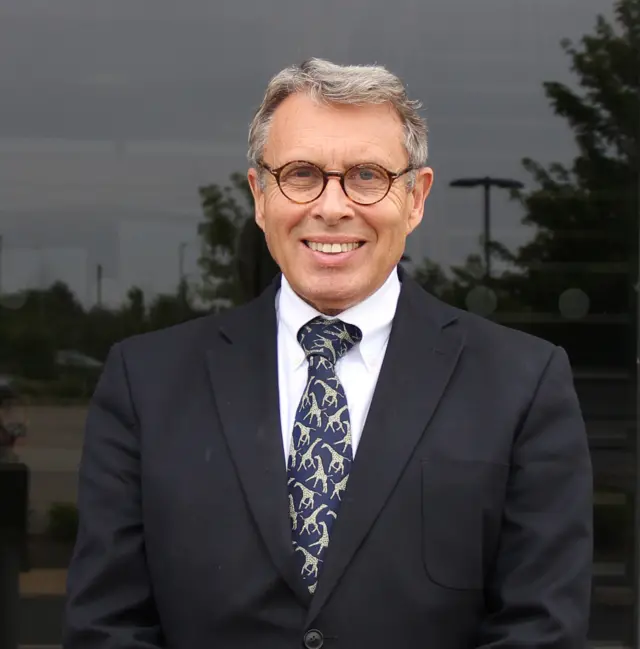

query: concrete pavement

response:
[15,405,86,533]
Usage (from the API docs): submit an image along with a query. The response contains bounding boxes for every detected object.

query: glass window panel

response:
[0,0,634,646]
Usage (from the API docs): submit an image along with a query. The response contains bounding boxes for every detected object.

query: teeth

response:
[306,241,361,253]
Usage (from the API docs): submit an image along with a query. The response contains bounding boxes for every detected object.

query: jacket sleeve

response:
[476,346,593,648]
[63,342,164,648]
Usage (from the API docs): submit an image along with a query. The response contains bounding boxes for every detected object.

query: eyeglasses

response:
[258,160,415,206]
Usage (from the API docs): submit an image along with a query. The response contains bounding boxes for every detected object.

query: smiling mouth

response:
[304,241,364,254]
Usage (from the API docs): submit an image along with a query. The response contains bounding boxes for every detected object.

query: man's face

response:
[248,92,433,315]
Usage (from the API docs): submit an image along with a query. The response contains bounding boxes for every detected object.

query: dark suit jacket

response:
[64,272,592,649]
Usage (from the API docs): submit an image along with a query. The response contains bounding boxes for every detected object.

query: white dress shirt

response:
[276,268,401,462]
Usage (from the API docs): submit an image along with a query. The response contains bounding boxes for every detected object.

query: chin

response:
[303,282,361,314]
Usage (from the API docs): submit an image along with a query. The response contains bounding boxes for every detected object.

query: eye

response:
[281,162,322,185]
[347,164,387,183]
[358,169,375,181]
[292,167,314,178]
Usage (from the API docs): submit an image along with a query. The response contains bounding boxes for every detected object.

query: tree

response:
[413,257,454,300]
[116,286,147,338]
[467,0,640,366]
[197,172,254,308]
[499,0,639,317]
[197,172,279,307]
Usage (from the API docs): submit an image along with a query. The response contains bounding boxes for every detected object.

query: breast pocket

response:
[421,458,509,590]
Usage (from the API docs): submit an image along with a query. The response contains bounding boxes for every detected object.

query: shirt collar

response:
[276,268,401,372]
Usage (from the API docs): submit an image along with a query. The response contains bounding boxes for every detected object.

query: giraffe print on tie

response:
[287,316,362,594]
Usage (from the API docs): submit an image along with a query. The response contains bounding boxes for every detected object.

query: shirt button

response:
[303,628,324,649]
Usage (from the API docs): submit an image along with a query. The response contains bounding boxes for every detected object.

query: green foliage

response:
[413,258,455,302]
[412,0,640,368]
[500,0,639,315]
[0,281,81,379]
[197,172,255,308]
[3,3,637,391]
[8,329,56,380]
[0,279,208,400]
[0,174,262,399]
[46,502,79,543]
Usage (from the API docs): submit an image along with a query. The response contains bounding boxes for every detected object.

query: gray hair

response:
[247,58,428,179]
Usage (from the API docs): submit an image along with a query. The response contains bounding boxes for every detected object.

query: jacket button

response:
[303,628,324,649]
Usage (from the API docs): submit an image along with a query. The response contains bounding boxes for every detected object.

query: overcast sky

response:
[0,0,615,305]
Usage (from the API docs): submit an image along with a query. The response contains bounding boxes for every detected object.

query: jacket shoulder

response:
[116,312,222,357]
[458,305,556,358]
[415,285,559,370]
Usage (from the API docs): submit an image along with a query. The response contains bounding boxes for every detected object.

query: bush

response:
[47,502,79,543]
[9,330,57,380]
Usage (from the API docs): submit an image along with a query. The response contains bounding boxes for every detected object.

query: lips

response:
[304,241,364,254]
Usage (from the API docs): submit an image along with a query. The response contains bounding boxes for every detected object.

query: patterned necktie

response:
[287,316,363,594]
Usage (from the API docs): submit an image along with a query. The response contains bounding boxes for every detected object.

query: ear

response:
[247,167,266,232]
[406,167,434,235]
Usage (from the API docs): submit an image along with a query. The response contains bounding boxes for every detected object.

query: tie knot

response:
[298,316,362,365]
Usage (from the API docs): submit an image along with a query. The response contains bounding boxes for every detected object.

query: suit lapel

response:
[305,275,466,624]
[206,278,312,606]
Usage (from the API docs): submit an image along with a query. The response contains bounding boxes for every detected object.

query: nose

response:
[312,177,353,224]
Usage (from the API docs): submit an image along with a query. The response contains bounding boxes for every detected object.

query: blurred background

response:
[0,0,638,646]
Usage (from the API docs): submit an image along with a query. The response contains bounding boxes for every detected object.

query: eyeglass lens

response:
[278,162,390,204]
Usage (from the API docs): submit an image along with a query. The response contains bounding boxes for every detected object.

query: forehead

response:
[265,92,407,168]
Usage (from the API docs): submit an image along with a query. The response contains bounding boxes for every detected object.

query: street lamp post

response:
[449,176,524,279]
[178,242,188,287]
[96,264,103,308]
[0,234,4,296]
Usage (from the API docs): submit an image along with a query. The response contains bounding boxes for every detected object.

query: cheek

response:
[366,208,410,246]
[263,201,306,241]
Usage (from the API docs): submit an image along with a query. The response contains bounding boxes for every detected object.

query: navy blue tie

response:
[287,316,362,594]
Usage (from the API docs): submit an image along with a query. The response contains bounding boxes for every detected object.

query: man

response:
[64,58,592,648]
